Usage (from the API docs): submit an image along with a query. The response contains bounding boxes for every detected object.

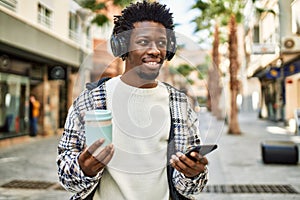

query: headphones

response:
[110,30,177,61]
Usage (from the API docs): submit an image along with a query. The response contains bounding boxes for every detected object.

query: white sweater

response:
[94,76,171,200]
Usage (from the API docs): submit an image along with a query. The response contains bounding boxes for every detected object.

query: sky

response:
[159,0,210,50]
[159,0,201,43]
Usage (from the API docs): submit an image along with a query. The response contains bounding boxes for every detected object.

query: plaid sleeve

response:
[171,89,208,197]
[173,167,208,198]
[56,88,103,199]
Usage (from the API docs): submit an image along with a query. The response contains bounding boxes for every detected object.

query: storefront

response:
[0,51,74,139]
[254,58,300,123]
[0,53,44,139]
[0,8,88,140]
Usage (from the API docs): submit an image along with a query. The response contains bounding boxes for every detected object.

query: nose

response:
[147,42,160,56]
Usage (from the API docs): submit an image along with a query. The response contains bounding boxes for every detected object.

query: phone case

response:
[185,144,218,161]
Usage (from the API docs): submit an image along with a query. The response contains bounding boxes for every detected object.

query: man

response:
[57,1,208,199]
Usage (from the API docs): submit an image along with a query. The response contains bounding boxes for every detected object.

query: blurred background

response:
[0,0,300,199]
[1,0,300,139]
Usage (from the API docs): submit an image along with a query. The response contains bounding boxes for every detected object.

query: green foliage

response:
[94,2,106,10]
[79,0,102,11]
[197,96,207,105]
[196,63,209,79]
[192,1,209,10]
[186,78,194,85]
[113,0,133,7]
[91,14,109,26]
[78,0,133,26]
[169,66,177,75]
[177,64,194,77]
[193,0,246,45]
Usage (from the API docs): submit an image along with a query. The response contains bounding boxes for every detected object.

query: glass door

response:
[0,73,29,137]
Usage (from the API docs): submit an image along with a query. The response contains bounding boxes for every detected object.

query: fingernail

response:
[176,152,183,157]
[171,155,178,161]
[99,138,104,143]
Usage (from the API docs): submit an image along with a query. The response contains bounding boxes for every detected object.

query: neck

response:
[120,74,158,88]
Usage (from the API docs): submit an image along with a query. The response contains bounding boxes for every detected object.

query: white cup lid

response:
[84,110,112,121]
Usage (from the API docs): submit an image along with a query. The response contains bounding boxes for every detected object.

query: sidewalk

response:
[195,110,300,200]
[0,111,299,200]
[0,135,71,199]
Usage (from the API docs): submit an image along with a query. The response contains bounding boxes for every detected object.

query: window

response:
[38,3,52,28]
[69,12,79,42]
[261,13,276,44]
[86,26,92,49]
[0,0,17,11]
[292,0,300,35]
[0,73,30,136]
[253,26,260,43]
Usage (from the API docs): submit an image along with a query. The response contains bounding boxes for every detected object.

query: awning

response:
[253,59,300,79]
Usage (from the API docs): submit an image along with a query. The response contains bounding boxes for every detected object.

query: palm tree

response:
[227,14,241,134]
[193,0,245,134]
[193,1,224,119]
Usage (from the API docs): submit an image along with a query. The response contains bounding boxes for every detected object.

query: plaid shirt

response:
[57,79,208,200]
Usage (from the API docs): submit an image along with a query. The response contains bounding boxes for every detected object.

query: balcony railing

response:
[38,12,52,29]
[0,0,17,11]
[69,29,79,43]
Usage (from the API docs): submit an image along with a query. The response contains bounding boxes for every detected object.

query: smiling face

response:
[122,21,167,88]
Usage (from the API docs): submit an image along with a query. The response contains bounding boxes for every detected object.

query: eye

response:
[136,39,149,46]
[157,40,167,48]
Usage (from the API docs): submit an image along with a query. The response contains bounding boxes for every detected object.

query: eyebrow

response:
[134,34,167,39]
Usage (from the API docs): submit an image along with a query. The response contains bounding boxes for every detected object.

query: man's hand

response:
[78,139,114,177]
[170,152,208,178]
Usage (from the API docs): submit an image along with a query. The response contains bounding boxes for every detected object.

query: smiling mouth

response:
[143,60,162,69]
[144,61,160,69]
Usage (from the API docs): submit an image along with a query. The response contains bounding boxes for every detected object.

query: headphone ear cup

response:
[110,35,119,57]
[166,31,177,61]
[110,35,127,58]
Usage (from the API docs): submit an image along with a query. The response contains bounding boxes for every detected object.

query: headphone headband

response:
[110,29,177,61]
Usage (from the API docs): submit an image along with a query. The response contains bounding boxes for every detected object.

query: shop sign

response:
[284,60,300,77]
[252,43,276,54]
[266,67,280,79]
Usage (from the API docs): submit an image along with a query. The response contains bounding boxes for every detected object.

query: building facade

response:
[0,0,93,139]
[245,0,300,130]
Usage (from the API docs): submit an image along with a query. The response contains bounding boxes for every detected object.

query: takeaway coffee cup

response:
[84,110,112,147]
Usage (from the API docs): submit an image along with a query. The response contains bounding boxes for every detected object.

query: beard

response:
[137,70,160,80]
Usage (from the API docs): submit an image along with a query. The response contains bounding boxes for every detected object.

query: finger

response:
[198,156,208,165]
[87,138,105,155]
[170,157,185,173]
[189,151,203,162]
[189,152,209,165]
[171,154,189,172]
[176,153,207,176]
[93,144,114,162]
[177,152,195,166]
[80,147,92,160]
[100,145,114,165]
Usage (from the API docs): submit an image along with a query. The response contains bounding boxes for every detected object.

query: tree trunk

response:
[207,24,223,119]
[228,15,241,135]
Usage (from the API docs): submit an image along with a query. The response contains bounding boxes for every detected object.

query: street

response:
[0,110,299,200]
[0,134,71,200]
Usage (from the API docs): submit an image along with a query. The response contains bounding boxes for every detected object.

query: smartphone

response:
[185,144,218,161]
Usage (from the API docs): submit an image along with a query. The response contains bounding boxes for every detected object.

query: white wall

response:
[285,73,300,119]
